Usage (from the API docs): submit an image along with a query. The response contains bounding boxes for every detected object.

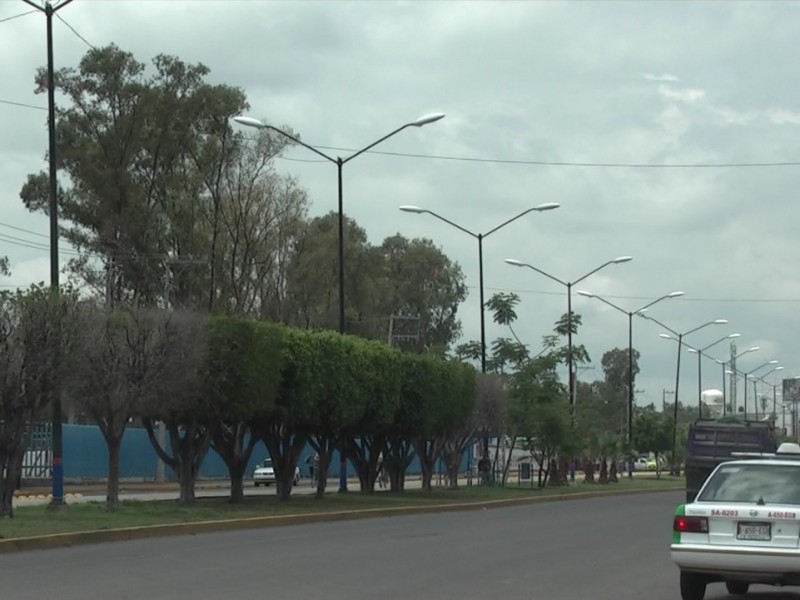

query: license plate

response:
[737,522,771,541]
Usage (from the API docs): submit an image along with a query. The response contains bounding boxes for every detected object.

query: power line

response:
[238,133,800,169]
[469,284,800,305]
[0,98,46,111]
[54,12,94,49]
[0,8,38,24]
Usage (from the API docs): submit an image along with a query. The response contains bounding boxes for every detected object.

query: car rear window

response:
[698,463,800,505]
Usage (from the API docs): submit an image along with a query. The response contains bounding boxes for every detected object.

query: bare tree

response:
[66,305,178,510]
[141,311,211,506]
[0,287,75,517]
[440,372,506,489]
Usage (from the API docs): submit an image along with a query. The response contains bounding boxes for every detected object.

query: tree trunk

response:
[0,447,24,518]
[609,459,618,483]
[583,457,595,483]
[178,458,196,505]
[500,435,517,486]
[106,435,122,511]
[309,435,337,500]
[598,457,608,484]
[229,463,245,503]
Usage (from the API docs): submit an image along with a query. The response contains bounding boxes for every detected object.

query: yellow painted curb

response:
[0,484,683,554]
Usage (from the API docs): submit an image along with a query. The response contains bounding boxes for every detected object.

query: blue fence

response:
[61,424,472,481]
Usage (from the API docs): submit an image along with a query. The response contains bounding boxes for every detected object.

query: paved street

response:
[3,489,772,600]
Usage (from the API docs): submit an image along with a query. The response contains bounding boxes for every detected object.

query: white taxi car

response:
[252,458,300,487]
[671,442,800,600]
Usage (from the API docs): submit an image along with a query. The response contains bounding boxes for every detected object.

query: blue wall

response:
[62,424,472,480]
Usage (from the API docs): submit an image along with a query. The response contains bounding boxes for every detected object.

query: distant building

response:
[701,389,725,417]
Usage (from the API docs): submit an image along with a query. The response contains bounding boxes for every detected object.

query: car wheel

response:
[725,581,749,595]
[680,572,707,600]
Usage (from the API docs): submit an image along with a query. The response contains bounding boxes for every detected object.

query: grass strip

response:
[1,476,682,541]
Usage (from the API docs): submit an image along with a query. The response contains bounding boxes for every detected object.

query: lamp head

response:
[233,116,267,129]
[775,366,785,371]
[728,333,742,339]
[576,290,594,298]
[713,319,728,324]
[687,348,699,354]
[412,113,446,127]
[534,202,560,211]
[746,346,760,353]
[399,205,425,214]
[668,291,685,298]
[613,256,633,264]
[505,259,525,267]
[659,333,673,340]
[768,360,779,365]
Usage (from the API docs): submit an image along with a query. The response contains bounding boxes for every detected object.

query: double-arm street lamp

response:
[233,112,445,335]
[747,365,782,419]
[22,0,76,509]
[504,257,632,408]
[234,112,444,493]
[686,333,740,417]
[577,290,683,478]
[714,345,759,414]
[643,314,727,474]
[740,360,779,417]
[399,203,560,373]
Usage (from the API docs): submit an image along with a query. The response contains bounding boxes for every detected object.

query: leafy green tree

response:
[633,409,672,478]
[205,317,284,502]
[507,357,566,488]
[376,235,467,353]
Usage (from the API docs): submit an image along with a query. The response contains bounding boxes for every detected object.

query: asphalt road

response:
[4,490,800,600]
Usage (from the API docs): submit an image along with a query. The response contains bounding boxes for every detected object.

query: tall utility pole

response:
[22,0,76,509]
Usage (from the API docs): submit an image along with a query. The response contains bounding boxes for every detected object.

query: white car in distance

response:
[252,458,300,487]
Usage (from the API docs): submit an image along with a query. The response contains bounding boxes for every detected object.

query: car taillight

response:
[674,515,709,533]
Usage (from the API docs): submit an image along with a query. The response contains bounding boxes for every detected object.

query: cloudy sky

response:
[1,0,799,416]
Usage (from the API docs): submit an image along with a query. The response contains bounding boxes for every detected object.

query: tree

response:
[0,286,77,517]
[140,311,210,505]
[440,371,502,489]
[507,357,567,488]
[633,409,672,479]
[205,317,284,503]
[375,235,467,352]
[66,305,179,510]
[20,44,306,318]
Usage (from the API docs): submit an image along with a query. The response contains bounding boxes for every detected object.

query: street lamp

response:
[749,366,783,419]
[233,112,444,336]
[22,0,76,509]
[505,256,632,409]
[399,203,560,373]
[576,289,683,478]
[714,345,759,414]
[234,112,444,493]
[741,360,779,417]
[645,315,727,474]
[686,333,740,417]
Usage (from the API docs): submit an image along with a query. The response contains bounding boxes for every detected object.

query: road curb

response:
[0,484,683,554]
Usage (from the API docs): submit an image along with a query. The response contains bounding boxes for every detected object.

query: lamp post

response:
[505,256,632,409]
[714,345,759,414]
[686,333,740,417]
[234,112,444,493]
[576,289,683,478]
[751,366,783,419]
[644,315,727,475]
[399,203,560,373]
[22,0,76,509]
[741,360,779,418]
